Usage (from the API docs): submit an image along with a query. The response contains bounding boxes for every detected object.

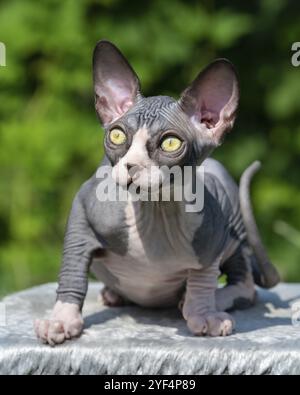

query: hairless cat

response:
[35,41,280,345]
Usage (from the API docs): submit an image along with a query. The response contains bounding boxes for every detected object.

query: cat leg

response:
[35,196,101,345]
[179,274,255,313]
[216,246,256,312]
[216,274,256,311]
[182,262,235,337]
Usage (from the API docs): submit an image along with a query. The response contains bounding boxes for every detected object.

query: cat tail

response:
[239,161,280,289]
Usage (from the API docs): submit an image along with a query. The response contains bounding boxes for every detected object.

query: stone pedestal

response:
[1,283,300,374]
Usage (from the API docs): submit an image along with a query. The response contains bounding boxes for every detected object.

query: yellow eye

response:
[161,136,182,152]
[109,129,127,145]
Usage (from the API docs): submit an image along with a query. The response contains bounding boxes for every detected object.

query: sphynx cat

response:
[35,41,280,345]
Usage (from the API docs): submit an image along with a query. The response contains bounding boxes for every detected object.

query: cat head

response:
[93,40,239,190]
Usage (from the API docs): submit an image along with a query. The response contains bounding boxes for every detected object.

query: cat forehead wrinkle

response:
[125,96,177,129]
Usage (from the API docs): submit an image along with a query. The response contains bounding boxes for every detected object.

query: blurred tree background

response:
[0,0,300,296]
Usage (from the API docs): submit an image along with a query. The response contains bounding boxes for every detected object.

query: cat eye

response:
[109,128,127,145]
[160,136,182,153]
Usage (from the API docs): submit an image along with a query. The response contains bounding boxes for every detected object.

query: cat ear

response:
[93,40,141,126]
[179,59,239,145]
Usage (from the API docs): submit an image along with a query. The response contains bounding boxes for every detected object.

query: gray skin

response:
[35,41,280,345]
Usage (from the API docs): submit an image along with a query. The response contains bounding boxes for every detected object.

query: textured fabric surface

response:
[1,283,300,375]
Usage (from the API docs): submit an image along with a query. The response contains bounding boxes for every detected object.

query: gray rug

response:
[1,282,300,375]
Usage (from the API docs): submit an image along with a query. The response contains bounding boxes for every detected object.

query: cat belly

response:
[91,252,198,307]
[91,200,204,307]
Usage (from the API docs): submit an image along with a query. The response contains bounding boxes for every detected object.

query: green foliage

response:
[0,0,300,295]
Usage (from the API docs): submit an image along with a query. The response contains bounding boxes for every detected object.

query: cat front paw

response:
[186,312,235,337]
[34,301,83,346]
